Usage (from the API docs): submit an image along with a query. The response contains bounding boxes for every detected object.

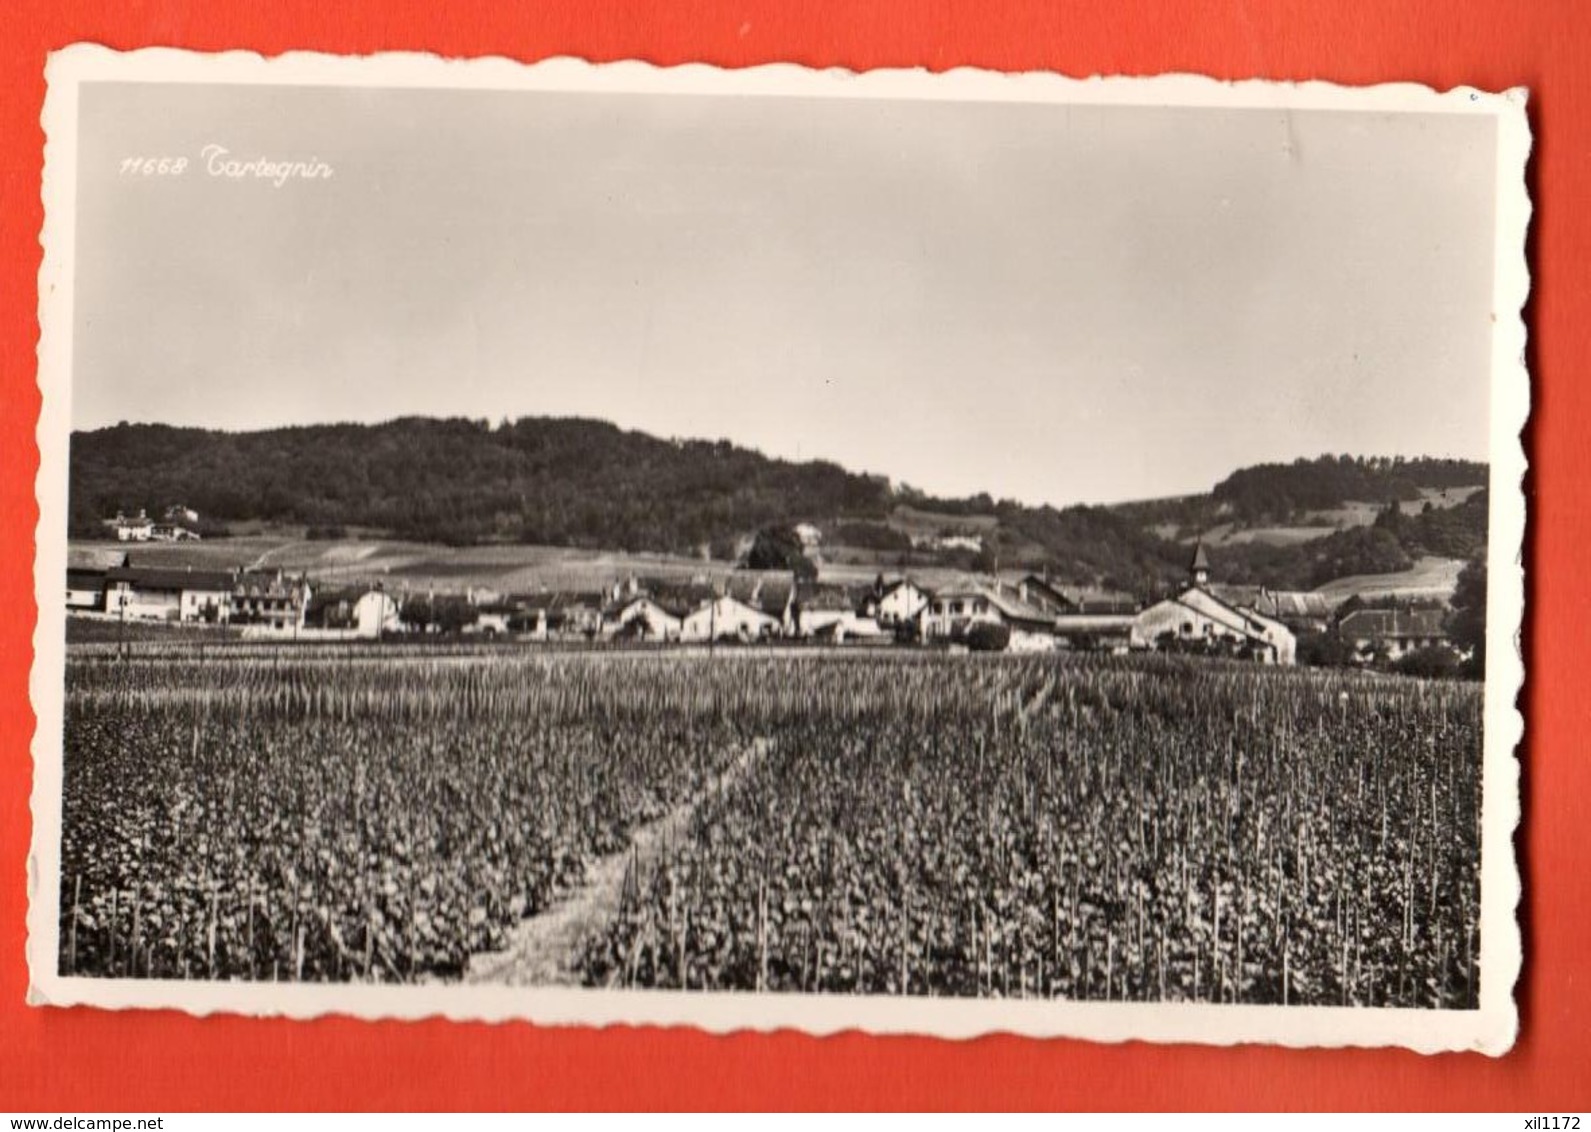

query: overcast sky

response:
[71,81,1498,506]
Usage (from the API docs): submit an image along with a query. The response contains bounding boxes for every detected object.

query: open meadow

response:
[58,645,1482,1007]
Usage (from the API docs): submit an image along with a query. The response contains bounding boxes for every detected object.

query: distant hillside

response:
[70,418,892,553]
[70,420,1486,596]
[1115,455,1487,536]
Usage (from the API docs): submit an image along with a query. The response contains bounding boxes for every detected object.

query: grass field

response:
[76,536,738,593]
[1312,556,1468,607]
[58,645,1481,1007]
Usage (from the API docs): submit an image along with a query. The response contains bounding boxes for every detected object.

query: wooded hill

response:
[70,419,1488,594]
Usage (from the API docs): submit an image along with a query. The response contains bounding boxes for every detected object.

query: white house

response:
[792,582,882,641]
[868,578,930,627]
[104,566,234,623]
[680,595,777,642]
[1131,544,1296,664]
[726,572,796,632]
[918,581,1056,650]
[108,512,155,542]
[353,590,403,638]
[1133,587,1296,664]
[609,596,684,642]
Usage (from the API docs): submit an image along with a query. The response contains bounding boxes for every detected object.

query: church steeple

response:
[1190,540,1210,588]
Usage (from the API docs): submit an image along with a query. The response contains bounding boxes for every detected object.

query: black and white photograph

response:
[29,48,1528,1051]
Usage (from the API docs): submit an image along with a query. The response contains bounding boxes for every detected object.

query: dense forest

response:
[1116,454,1488,533]
[1211,455,1486,522]
[70,418,1488,594]
[69,418,893,552]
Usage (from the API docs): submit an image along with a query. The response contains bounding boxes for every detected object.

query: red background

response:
[1,0,1584,1111]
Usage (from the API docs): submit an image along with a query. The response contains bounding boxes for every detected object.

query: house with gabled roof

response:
[860,577,930,627]
[104,565,234,623]
[1207,584,1332,634]
[726,570,796,632]
[791,581,883,641]
[1014,573,1139,616]
[608,595,685,641]
[66,548,128,612]
[233,569,311,632]
[919,578,1058,650]
[1131,543,1296,664]
[680,594,779,642]
[1338,607,1451,662]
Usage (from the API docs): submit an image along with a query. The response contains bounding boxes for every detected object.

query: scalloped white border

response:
[28,44,1530,1054]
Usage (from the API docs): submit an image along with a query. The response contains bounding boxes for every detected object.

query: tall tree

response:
[1447,557,1488,679]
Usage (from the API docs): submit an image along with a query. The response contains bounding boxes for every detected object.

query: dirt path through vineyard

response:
[465,738,769,986]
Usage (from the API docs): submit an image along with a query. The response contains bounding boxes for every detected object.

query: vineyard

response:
[58,646,1482,1007]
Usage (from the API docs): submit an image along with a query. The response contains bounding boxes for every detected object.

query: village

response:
[65,511,1459,667]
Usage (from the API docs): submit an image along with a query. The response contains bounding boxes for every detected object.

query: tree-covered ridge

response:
[69,418,1488,596]
[69,417,894,551]
[1210,455,1487,522]
[1209,488,1489,590]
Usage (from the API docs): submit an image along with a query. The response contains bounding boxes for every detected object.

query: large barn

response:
[1132,544,1297,664]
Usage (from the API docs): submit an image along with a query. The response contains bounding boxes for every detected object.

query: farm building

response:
[352,589,403,638]
[1338,608,1452,662]
[1132,545,1296,664]
[303,588,362,631]
[1207,585,1332,634]
[791,581,882,641]
[726,571,797,631]
[1133,588,1296,664]
[232,570,311,631]
[103,566,234,623]
[608,596,684,641]
[65,548,127,611]
[918,581,1057,650]
[1014,575,1139,616]
[106,511,154,542]
[860,577,930,627]
[66,569,106,612]
[680,594,778,642]
[507,592,606,639]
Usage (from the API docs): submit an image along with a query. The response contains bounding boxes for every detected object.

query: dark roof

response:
[934,580,1053,627]
[1012,574,1136,614]
[1339,608,1450,639]
[66,569,107,590]
[1167,586,1278,640]
[106,566,234,592]
[1208,585,1331,621]
[1191,541,1211,571]
[727,571,795,617]
[879,577,926,597]
[646,582,719,618]
[794,581,856,613]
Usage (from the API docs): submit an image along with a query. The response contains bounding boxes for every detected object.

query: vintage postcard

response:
[29,46,1528,1052]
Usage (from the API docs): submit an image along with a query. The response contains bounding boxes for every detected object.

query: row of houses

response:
[67,551,327,633]
[64,543,1454,663]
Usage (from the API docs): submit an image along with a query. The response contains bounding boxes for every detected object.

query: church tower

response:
[1190,540,1210,589]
